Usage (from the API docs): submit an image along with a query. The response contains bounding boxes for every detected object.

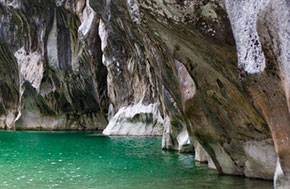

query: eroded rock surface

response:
[0,0,289,188]
[0,39,20,129]
[226,0,290,187]
[90,0,289,185]
[103,103,163,136]
[0,0,109,130]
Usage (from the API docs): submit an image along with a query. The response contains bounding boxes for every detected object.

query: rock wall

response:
[92,0,164,136]
[0,0,109,130]
[226,0,290,187]
[0,39,20,129]
[90,0,289,186]
[0,0,289,188]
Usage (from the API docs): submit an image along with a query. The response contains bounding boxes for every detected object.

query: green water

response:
[0,132,272,189]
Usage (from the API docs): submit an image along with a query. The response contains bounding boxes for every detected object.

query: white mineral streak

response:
[193,140,210,162]
[193,139,217,170]
[162,115,193,152]
[0,0,21,9]
[126,0,141,24]
[103,103,163,136]
[98,19,108,52]
[274,158,290,189]
[78,0,97,40]
[14,47,43,92]
[47,12,59,70]
[225,0,268,74]
[176,127,191,150]
[98,19,110,66]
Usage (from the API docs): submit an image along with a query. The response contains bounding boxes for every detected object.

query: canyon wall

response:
[0,0,108,130]
[0,0,289,188]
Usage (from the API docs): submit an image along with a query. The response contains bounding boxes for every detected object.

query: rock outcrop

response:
[103,103,163,136]
[0,0,108,130]
[0,0,289,188]
[226,1,290,187]
[90,0,289,186]
[0,39,20,130]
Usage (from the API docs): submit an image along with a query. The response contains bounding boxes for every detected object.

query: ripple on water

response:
[0,131,273,189]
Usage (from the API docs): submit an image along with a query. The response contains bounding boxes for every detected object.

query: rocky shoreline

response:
[0,0,289,188]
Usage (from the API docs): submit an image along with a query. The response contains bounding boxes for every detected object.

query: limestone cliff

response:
[0,0,289,188]
[0,0,108,130]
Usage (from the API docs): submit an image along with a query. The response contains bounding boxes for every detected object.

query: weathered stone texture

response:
[0,0,109,130]
[0,39,20,129]
[0,0,289,188]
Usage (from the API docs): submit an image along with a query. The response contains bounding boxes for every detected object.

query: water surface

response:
[0,132,273,188]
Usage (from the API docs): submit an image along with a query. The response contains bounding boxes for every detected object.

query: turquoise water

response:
[0,132,272,189]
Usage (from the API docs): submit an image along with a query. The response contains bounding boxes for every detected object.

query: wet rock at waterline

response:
[103,103,163,136]
[0,0,289,188]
